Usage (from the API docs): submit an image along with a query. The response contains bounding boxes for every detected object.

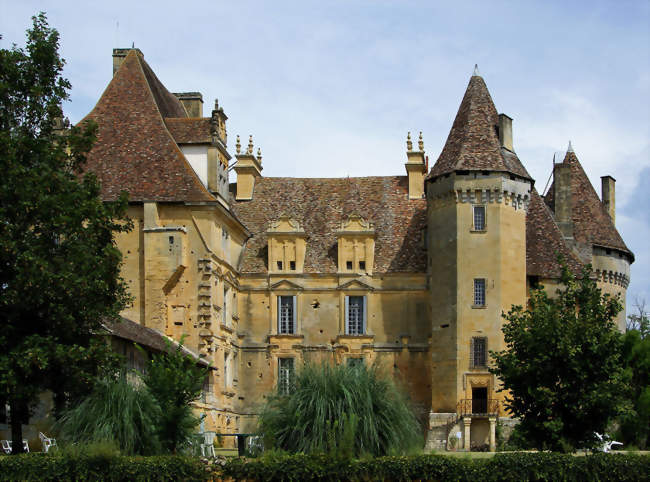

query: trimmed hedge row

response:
[1,452,648,481]
[0,454,209,482]
[219,452,650,482]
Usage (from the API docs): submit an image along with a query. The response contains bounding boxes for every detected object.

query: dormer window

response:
[267,216,307,273]
[336,216,375,275]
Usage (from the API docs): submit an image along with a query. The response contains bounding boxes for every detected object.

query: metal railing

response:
[457,398,499,416]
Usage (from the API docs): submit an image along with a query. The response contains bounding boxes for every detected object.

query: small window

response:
[470,337,488,368]
[290,261,296,271]
[474,279,486,307]
[473,205,486,231]
[278,296,296,334]
[168,236,174,244]
[346,261,353,270]
[223,286,229,325]
[201,373,212,403]
[277,261,283,271]
[278,358,294,395]
[345,295,366,335]
[359,261,366,271]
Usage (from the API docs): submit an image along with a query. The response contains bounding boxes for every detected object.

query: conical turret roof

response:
[428,72,532,181]
[544,147,632,259]
[80,49,215,203]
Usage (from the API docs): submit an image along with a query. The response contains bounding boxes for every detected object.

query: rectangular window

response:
[223,286,229,325]
[345,295,366,335]
[347,357,364,368]
[474,279,486,306]
[201,373,212,403]
[359,261,366,271]
[346,261,353,270]
[290,260,296,270]
[473,205,486,230]
[278,295,296,334]
[277,260,283,271]
[278,358,294,395]
[470,337,488,368]
[224,351,230,389]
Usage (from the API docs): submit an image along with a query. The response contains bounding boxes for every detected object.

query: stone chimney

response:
[601,175,616,225]
[405,132,427,199]
[112,48,143,75]
[553,163,573,239]
[233,135,263,200]
[174,92,204,117]
[498,114,513,151]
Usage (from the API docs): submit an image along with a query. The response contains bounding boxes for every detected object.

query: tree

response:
[619,299,650,448]
[0,14,131,453]
[490,262,626,452]
[258,362,422,457]
[142,339,209,454]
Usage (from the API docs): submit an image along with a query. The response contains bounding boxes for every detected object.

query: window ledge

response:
[471,305,487,309]
[470,229,487,233]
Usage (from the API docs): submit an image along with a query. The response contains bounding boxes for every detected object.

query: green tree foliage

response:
[57,376,161,455]
[490,263,626,452]
[619,301,650,448]
[142,339,209,454]
[258,362,422,457]
[0,14,131,453]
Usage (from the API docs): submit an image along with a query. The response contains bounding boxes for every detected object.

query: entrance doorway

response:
[472,387,488,414]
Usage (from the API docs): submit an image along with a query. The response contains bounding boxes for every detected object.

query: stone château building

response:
[79,49,633,451]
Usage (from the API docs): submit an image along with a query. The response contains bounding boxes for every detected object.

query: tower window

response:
[474,279,486,307]
[473,205,486,231]
[470,337,488,368]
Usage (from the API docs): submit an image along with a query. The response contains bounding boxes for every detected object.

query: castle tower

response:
[425,68,532,451]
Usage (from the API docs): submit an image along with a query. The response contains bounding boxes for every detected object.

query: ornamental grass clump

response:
[258,362,422,457]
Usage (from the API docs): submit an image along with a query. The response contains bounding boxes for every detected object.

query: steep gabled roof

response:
[544,149,632,258]
[428,74,531,181]
[527,189,583,278]
[81,50,215,203]
[230,176,427,274]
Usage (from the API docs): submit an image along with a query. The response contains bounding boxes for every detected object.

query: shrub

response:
[258,362,422,457]
[57,376,161,455]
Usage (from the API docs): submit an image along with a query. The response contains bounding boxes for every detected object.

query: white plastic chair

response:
[39,432,57,453]
[594,432,623,452]
[1,440,10,454]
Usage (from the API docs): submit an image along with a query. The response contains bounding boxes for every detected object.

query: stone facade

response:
[77,49,634,450]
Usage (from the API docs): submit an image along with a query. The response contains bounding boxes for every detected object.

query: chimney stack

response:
[233,135,263,200]
[405,131,427,199]
[553,163,573,239]
[498,114,513,151]
[601,175,616,225]
[173,92,204,117]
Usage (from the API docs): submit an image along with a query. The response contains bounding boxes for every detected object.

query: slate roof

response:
[544,150,632,258]
[428,74,531,181]
[165,118,212,144]
[230,176,427,274]
[526,189,584,278]
[81,49,215,203]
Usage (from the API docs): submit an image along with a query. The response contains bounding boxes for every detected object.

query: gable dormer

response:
[336,215,375,275]
[267,216,307,273]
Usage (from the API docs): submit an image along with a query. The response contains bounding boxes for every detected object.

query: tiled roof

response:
[428,75,531,181]
[165,118,212,144]
[102,317,208,364]
[526,189,583,278]
[230,176,427,274]
[544,150,632,258]
[80,50,215,203]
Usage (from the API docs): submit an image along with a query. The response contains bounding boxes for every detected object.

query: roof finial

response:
[132,41,135,48]
[567,140,574,153]
[406,132,413,151]
[247,135,254,155]
[473,64,480,77]
[418,131,424,152]
[235,135,241,154]
[256,147,262,163]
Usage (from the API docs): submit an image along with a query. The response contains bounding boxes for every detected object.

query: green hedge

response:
[1,452,648,481]
[219,452,650,482]
[0,454,209,482]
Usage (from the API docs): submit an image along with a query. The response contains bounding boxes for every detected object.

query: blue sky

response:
[2,1,649,314]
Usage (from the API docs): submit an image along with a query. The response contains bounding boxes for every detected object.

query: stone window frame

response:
[470,336,488,369]
[278,357,295,395]
[277,295,297,334]
[473,278,486,307]
[472,204,487,231]
[345,295,367,335]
